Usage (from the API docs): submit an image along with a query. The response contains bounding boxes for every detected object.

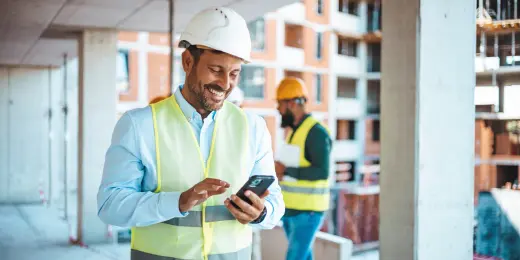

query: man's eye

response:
[210,68,220,73]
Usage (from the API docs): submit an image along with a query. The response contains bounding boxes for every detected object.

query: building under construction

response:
[111,0,520,256]
[0,0,516,259]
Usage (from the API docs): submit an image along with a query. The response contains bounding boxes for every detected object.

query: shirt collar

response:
[291,114,311,131]
[174,84,217,122]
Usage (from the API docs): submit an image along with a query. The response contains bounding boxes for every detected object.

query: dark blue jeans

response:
[282,212,325,260]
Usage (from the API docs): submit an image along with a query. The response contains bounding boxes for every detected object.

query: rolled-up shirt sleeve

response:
[249,116,285,229]
[97,111,186,228]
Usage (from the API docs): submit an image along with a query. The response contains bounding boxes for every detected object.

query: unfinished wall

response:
[0,66,72,206]
[0,68,51,203]
[0,68,8,202]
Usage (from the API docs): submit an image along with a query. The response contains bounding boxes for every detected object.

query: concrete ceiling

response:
[0,0,296,67]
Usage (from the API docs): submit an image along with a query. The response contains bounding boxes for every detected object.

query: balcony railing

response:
[332,140,361,161]
[279,46,304,68]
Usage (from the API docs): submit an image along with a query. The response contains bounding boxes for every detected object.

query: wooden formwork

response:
[478,19,520,35]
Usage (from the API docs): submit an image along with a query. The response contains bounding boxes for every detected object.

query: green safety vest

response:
[131,95,252,260]
[280,116,331,212]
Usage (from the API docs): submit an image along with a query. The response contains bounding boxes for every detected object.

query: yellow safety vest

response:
[280,116,331,212]
[131,95,252,260]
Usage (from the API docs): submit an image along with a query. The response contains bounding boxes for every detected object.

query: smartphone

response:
[230,175,275,209]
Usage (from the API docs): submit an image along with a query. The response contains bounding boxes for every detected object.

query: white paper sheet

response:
[275,144,300,168]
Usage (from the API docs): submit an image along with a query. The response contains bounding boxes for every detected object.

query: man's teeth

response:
[208,88,224,97]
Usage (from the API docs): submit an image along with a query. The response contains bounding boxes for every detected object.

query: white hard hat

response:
[179,7,252,63]
[227,87,244,106]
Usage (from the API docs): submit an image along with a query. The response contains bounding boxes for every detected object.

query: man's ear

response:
[182,50,194,75]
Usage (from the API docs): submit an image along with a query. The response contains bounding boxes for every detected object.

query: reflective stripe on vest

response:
[131,95,252,260]
[279,185,328,194]
[131,246,252,260]
[163,205,235,227]
[280,116,331,212]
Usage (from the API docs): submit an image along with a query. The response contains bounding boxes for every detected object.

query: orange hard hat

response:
[276,77,308,101]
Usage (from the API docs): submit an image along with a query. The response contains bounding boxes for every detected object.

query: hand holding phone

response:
[230,175,274,209]
[224,175,275,224]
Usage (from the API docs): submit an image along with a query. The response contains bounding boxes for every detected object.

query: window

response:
[336,120,356,140]
[338,37,358,57]
[367,43,381,72]
[315,74,322,104]
[348,120,356,139]
[337,77,357,98]
[316,0,323,14]
[339,0,358,15]
[348,2,359,15]
[116,49,130,93]
[239,65,265,99]
[248,18,265,51]
[316,32,323,59]
[372,120,380,141]
[367,2,382,32]
[367,80,381,114]
[285,24,304,48]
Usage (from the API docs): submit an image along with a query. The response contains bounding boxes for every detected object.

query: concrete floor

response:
[353,250,379,260]
[0,204,129,260]
[0,204,378,260]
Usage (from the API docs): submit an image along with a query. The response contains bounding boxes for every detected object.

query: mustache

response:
[204,84,225,92]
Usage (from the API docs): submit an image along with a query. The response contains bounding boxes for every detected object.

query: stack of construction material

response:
[334,187,380,244]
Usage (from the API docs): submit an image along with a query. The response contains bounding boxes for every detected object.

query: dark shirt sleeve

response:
[285,124,332,181]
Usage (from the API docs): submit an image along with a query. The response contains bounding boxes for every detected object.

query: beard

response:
[280,111,295,128]
[186,70,230,112]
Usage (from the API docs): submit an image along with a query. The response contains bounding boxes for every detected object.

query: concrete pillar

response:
[62,58,79,221]
[498,80,504,113]
[77,30,118,244]
[380,1,475,259]
[0,68,8,202]
[356,41,368,181]
[358,1,368,33]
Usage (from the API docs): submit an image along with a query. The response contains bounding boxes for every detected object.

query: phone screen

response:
[230,175,275,209]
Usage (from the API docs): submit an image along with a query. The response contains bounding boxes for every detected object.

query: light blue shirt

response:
[97,86,285,229]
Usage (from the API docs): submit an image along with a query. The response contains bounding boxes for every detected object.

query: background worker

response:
[274,77,332,260]
[97,7,284,260]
